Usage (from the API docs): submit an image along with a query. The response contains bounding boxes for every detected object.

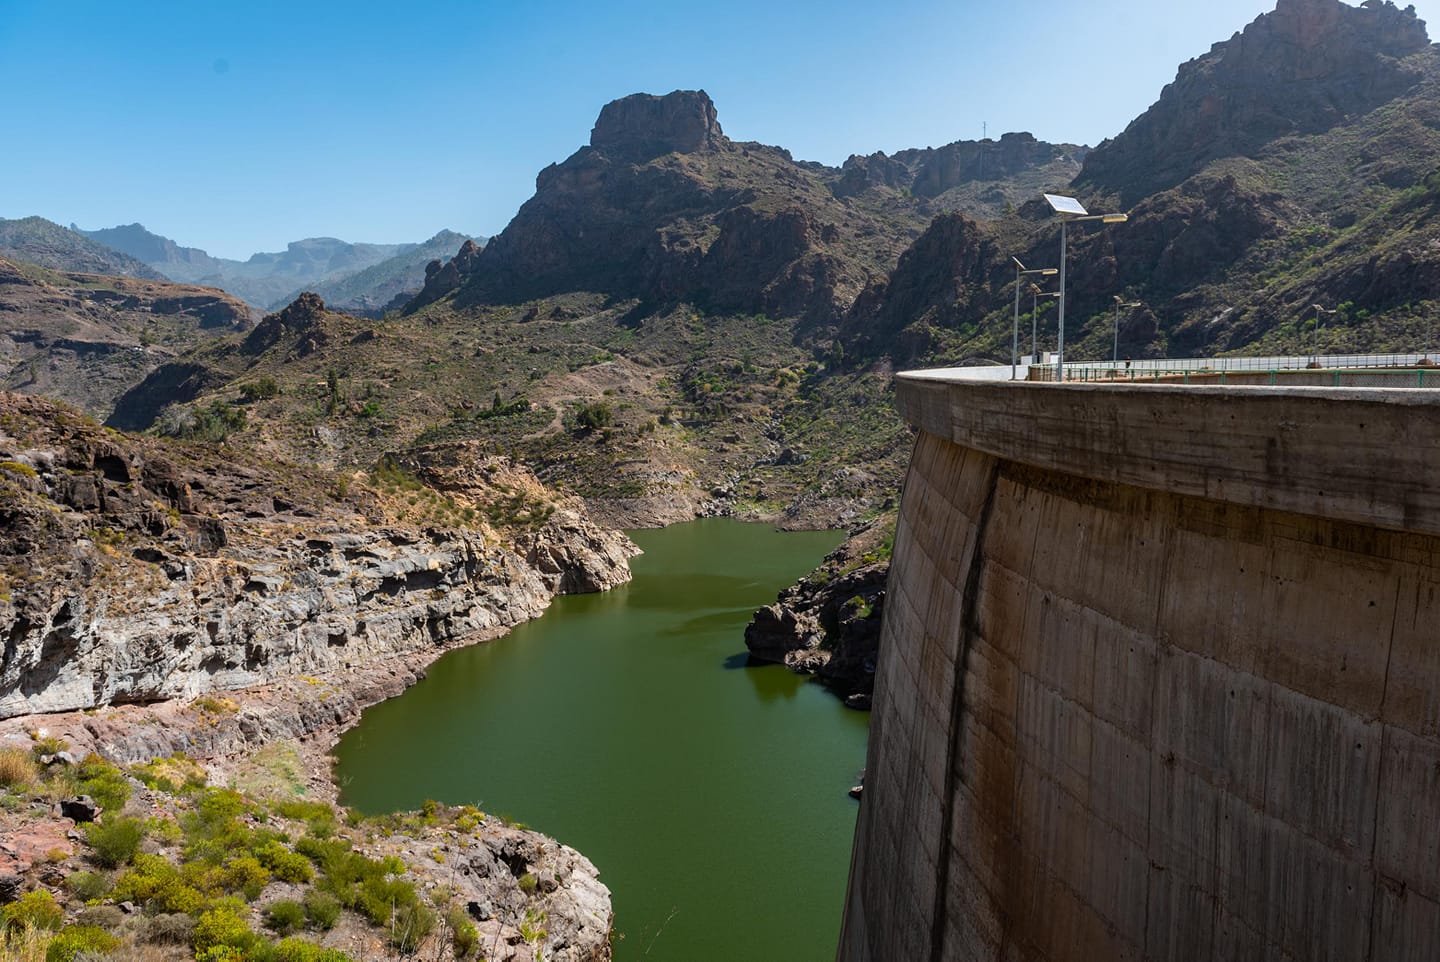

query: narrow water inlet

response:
[333,518,867,962]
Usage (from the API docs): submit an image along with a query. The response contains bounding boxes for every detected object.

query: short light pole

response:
[1309,303,1337,368]
[1011,258,1057,379]
[1044,194,1128,382]
[1031,283,1059,362]
[1112,296,1141,374]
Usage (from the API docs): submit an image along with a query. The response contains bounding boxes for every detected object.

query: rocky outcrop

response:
[241,291,327,355]
[590,89,724,161]
[0,392,636,720]
[402,90,922,324]
[836,132,1088,200]
[1080,0,1432,201]
[744,521,887,705]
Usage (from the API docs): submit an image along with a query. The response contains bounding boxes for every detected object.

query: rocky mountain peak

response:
[1079,0,1433,201]
[242,291,327,354]
[589,89,724,161]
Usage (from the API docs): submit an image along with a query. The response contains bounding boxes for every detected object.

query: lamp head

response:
[1101,213,1128,224]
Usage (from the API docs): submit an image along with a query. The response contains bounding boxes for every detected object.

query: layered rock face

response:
[589,89,723,161]
[1080,0,1432,200]
[0,392,636,719]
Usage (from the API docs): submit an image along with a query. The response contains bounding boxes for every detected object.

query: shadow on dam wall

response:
[838,375,1440,962]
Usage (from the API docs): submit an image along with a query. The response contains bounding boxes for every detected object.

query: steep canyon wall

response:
[839,376,1440,961]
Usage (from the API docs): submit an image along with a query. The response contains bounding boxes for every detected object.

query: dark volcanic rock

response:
[590,89,724,162]
[1080,0,1432,201]
[842,212,998,362]
[744,524,888,704]
[60,795,100,823]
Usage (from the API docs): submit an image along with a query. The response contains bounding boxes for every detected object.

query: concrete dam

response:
[838,373,1440,961]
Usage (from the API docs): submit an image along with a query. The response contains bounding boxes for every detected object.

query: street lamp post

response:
[1112,296,1141,374]
[1309,303,1337,368]
[1031,284,1058,362]
[1011,258,1058,379]
[1044,194,1128,382]
[1036,285,1059,364]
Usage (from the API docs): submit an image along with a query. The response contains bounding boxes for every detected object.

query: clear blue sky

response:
[3,0,1436,259]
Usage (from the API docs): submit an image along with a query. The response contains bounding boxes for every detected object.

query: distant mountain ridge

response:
[74,223,461,311]
[272,230,479,317]
[0,217,167,280]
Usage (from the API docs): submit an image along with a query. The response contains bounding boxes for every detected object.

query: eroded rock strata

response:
[0,392,636,719]
[0,390,630,957]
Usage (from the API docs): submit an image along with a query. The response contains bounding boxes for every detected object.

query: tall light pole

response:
[1044,194,1128,382]
[1012,257,1057,379]
[1112,296,1141,373]
[1031,284,1058,361]
[1309,303,1337,368]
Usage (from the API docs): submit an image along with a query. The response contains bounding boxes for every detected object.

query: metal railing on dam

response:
[838,373,1440,962]
[1027,350,1440,384]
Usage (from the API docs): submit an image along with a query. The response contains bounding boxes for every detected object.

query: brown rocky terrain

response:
[0,390,633,957]
[0,257,254,421]
[1079,0,1432,203]
[0,391,635,718]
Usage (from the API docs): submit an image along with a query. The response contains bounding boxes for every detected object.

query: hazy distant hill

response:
[0,256,252,419]
[75,223,423,310]
[273,230,480,317]
[0,217,167,280]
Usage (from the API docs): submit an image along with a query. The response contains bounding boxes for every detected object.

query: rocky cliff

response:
[0,392,636,720]
[1079,0,1433,201]
[404,89,926,323]
[744,520,887,706]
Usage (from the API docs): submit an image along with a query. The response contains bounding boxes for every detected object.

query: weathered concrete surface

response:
[838,377,1440,962]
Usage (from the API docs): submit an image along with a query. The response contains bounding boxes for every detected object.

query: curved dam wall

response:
[838,375,1440,962]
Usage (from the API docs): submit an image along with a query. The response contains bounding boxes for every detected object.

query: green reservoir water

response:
[332,519,867,961]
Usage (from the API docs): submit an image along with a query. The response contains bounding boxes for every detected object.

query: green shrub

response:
[387,900,436,952]
[44,924,119,962]
[517,872,538,894]
[272,937,356,962]
[255,840,313,884]
[182,788,253,864]
[2,890,64,933]
[273,801,336,839]
[221,855,271,900]
[29,735,67,757]
[66,870,111,902]
[85,816,145,868]
[355,876,419,928]
[263,900,307,936]
[572,400,613,431]
[192,902,252,954]
[302,890,340,931]
[239,378,281,402]
[76,756,132,811]
[447,903,479,957]
[112,854,208,915]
